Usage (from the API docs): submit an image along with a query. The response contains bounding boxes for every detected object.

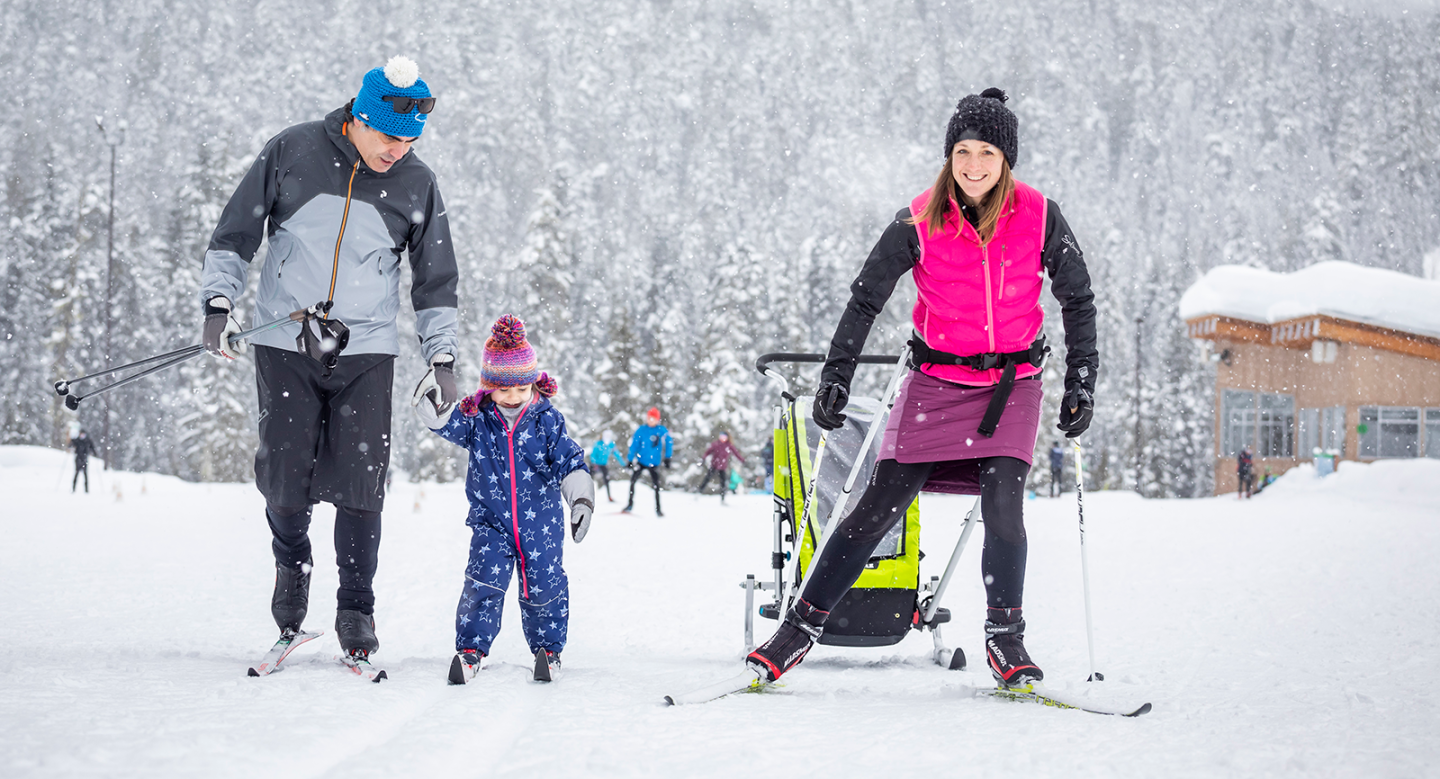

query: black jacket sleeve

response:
[1042,199,1099,395]
[819,209,920,389]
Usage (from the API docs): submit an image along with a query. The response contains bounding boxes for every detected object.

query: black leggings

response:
[267,502,382,614]
[802,456,1030,612]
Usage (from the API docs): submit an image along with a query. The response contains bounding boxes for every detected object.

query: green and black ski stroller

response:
[740,350,981,671]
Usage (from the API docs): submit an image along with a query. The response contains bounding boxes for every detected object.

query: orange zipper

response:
[324,157,361,320]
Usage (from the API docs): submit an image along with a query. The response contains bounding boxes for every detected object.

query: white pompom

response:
[384,56,420,89]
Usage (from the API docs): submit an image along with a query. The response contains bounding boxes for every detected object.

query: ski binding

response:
[338,650,388,682]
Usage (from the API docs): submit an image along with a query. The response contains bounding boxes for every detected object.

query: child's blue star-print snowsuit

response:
[432,395,587,655]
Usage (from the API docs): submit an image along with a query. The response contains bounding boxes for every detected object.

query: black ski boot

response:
[746,598,829,681]
[985,607,1043,688]
[335,609,380,656]
[271,559,312,633]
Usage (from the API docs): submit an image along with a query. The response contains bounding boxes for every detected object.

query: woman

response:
[747,88,1098,689]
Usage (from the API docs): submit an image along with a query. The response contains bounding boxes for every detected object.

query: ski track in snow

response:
[2,445,1438,778]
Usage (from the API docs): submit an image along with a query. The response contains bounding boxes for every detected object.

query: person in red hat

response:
[623,407,673,516]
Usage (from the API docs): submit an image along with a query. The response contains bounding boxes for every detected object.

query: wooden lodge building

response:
[1180,261,1440,495]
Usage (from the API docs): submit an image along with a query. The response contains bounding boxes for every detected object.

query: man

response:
[70,428,94,493]
[1048,440,1064,498]
[199,56,459,660]
[697,432,745,504]
[623,407,673,517]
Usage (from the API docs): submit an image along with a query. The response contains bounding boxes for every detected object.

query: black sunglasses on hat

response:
[382,95,436,114]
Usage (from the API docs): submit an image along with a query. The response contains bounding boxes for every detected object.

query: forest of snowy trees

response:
[2,0,1438,497]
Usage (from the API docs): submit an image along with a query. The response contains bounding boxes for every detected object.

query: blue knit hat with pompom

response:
[352,56,433,137]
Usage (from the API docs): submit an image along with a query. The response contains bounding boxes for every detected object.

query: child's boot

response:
[985,607,1043,688]
[745,598,828,681]
[533,648,561,682]
[448,649,484,684]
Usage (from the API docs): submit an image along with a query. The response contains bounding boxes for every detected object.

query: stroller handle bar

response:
[754,352,902,397]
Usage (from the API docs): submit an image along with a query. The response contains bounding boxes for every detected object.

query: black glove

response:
[410,354,458,426]
[1057,385,1093,438]
[812,382,850,431]
[664,458,672,469]
[202,297,246,360]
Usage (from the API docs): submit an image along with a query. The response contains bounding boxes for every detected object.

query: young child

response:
[415,315,594,684]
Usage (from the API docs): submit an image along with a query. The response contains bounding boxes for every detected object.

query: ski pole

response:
[54,312,302,409]
[1072,438,1102,682]
[794,343,912,609]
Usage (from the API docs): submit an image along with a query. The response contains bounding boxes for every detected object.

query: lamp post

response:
[95,117,125,471]
[1134,315,1143,494]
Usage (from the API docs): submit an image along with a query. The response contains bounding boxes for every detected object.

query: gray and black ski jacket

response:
[200,105,459,363]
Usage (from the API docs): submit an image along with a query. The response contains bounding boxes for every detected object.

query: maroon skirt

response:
[878,370,1043,496]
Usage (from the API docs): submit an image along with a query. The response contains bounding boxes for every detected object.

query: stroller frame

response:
[740,350,979,671]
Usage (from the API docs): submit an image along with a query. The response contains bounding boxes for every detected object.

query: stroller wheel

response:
[948,647,966,671]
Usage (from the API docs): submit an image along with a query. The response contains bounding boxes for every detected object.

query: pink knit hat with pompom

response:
[480,315,538,389]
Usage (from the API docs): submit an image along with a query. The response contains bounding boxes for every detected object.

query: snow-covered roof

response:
[1178,261,1440,340]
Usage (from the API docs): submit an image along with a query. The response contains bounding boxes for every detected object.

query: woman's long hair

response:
[907,156,1015,245]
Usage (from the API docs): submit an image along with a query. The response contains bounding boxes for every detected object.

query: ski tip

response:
[663,695,676,706]
[1127,702,1153,717]
[246,668,260,677]
[373,670,388,683]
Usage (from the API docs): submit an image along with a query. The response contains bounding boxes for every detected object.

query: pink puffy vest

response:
[910,179,1048,386]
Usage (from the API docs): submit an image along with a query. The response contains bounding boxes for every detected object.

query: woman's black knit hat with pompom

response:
[944,88,1018,168]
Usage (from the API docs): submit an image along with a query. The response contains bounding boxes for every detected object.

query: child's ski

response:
[664,666,768,705]
[978,682,1151,717]
[448,652,485,685]
[533,649,561,682]
[338,651,388,682]
[246,630,323,677]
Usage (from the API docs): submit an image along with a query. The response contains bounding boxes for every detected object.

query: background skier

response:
[1237,447,1255,498]
[747,88,1098,690]
[1048,440,1065,497]
[69,429,94,493]
[589,430,620,502]
[418,315,592,684]
[198,56,460,660]
[623,407,672,516]
[696,432,745,504]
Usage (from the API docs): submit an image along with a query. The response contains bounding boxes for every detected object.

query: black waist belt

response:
[907,333,1049,438]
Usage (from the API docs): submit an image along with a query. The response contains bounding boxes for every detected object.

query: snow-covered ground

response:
[2,445,1437,778]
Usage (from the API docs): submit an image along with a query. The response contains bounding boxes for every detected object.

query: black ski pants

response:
[72,458,89,493]
[1050,465,1063,497]
[267,503,382,614]
[697,466,729,496]
[627,465,663,513]
[802,456,1031,612]
[595,464,613,500]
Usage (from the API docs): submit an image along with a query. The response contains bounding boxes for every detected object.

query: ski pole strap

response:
[906,333,1049,438]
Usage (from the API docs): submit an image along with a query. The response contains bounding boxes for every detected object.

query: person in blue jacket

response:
[623,407,673,516]
[415,315,593,685]
[589,430,620,502]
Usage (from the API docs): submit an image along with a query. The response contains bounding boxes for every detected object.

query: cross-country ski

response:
[246,630,323,677]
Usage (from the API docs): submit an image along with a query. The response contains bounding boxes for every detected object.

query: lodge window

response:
[1358,407,1421,458]
[1298,406,1346,457]
[1223,390,1294,458]
[1426,409,1440,459]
